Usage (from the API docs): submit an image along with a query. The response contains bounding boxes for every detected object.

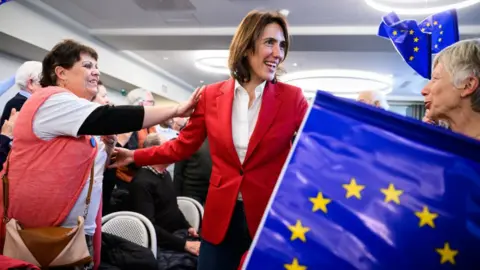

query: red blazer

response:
[134,78,308,244]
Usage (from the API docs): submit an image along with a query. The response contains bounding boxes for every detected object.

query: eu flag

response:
[0,0,12,6]
[419,9,459,54]
[244,90,480,269]
[378,12,432,79]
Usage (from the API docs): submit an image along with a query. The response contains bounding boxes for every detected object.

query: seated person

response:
[129,133,200,268]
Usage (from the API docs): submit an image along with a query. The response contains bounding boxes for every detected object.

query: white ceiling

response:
[27,0,480,100]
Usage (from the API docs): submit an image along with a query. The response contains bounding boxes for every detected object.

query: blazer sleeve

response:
[295,89,309,131]
[133,86,208,166]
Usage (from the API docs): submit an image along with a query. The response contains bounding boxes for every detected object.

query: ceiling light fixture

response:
[194,57,229,75]
[364,0,480,15]
[279,69,393,99]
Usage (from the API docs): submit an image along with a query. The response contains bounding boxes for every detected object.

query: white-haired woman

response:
[421,38,480,139]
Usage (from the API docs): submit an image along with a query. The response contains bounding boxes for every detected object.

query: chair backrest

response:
[177,197,202,231]
[177,196,204,217]
[102,211,157,258]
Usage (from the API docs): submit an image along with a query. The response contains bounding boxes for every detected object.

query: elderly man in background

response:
[421,38,480,139]
[357,90,390,110]
[0,61,42,125]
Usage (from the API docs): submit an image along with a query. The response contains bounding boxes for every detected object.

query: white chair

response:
[177,197,204,231]
[102,211,157,258]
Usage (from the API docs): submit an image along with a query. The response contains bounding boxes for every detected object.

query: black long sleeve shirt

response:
[129,167,191,251]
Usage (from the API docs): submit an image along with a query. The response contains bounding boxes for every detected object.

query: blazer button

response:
[239,169,244,176]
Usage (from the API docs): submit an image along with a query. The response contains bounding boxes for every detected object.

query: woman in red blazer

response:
[111,10,308,270]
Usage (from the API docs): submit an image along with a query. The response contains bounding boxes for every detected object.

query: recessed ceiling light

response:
[364,0,480,15]
[194,57,229,75]
[279,69,393,99]
[163,57,169,60]
[279,9,290,16]
[293,63,298,67]
[200,80,204,83]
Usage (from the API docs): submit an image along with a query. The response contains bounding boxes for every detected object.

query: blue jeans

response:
[197,201,252,270]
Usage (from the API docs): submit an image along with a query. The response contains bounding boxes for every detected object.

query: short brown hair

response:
[40,39,98,87]
[228,10,290,83]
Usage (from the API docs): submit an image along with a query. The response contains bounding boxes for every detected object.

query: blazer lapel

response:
[244,82,282,163]
[216,79,242,167]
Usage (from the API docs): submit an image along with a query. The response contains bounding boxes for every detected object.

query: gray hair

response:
[433,38,480,112]
[15,61,42,90]
[126,88,152,105]
[143,133,161,148]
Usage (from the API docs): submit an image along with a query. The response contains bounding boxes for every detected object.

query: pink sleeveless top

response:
[0,87,102,268]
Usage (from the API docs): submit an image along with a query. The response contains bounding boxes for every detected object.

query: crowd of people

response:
[0,7,478,270]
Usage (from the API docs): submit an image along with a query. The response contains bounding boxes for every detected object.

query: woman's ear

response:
[460,76,479,98]
[54,66,67,81]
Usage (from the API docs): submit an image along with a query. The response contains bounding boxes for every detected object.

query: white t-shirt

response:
[33,92,105,235]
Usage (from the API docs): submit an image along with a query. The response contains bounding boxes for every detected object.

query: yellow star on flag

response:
[309,192,331,213]
[440,31,444,35]
[413,37,419,43]
[392,30,398,36]
[380,183,403,204]
[288,220,310,242]
[421,28,426,32]
[413,47,419,52]
[284,258,307,270]
[439,24,443,29]
[436,242,458,265]
[438,38,442,42]
[409,56,414,61]
[409,29,414,35]
[342,178,365,199]
[435,44,439,49]
[434,21,438,25]
[415,206,438,228]
[426,23,431,27]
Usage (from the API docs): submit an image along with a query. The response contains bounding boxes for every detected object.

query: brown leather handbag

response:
[2,157,95,268]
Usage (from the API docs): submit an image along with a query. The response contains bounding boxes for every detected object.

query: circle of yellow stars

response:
[283,177,459,269]
[391,20,446,62]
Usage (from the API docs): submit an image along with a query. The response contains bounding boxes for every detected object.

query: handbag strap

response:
[2,152,96,223]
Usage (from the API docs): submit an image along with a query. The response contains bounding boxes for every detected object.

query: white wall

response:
[0,51,129,110]
[389,105,408,116]
[105,87,127,105]
[0,1,192,102]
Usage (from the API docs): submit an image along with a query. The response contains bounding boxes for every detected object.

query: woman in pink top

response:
[0,39,202,269]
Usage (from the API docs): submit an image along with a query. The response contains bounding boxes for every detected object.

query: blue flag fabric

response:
[378,12,432,79]
[0,0,12,6]
[418,10,459,54]
[244,90,480,270]
[0,76,15,96]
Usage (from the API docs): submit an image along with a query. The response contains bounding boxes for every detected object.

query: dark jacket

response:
[1,93,27,126]
[99,232,157,270]
[129,168,191,251]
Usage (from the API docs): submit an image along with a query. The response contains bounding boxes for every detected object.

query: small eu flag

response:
[418,9,459,54]
[378,12,432,79]
[244,90,480,270]
[0,0,12,6]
